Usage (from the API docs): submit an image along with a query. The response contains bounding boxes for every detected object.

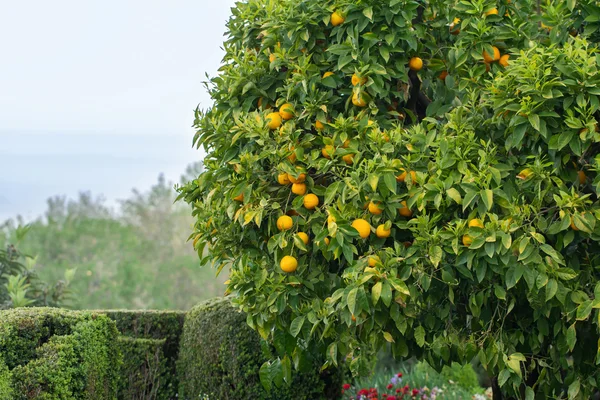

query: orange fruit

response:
[396,169,417,183]
[409,57,423,71]
[279,103,295,120]
[439,71,449,80]
[376,224,391,238]
[322,145,335,159]
[368,256,379,267]
[280,256,298,273]
[499,54,510,67]
[352,73,367,86]
[277,173,291,185]
[277,215,293,231]
[398,201,412,217]
[315,120,325,131]
[352,92,368,107]
[266,112,282,129]
[342,154,355,165]
[484,8,499,16]
[352,219,371,239]
[368,201,383,215]
[288,172,306,184]
[233,193,244,202]
[287,146,297,163]
[303,194,319,210]
[323,71,335,78]
[468,218,484,229]
[483,46,500,63]
[324,237,330,245]
[269,53,277,63]
[297,232,310,245]
[462,235,473,246]
[342,139,351,148]
[292,183,307,195]
[331,11,345,26]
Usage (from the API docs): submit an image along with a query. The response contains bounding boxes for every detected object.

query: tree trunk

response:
[491,376,503,400]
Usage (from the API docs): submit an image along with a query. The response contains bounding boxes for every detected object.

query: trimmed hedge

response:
[177,297,342,400]
[0,308,120,399]
[0,358,12,400]
[101,310,185,399]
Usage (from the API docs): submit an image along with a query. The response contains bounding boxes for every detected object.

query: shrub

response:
[0,358,12,400]
[177,297,342,400]
[102,310,185,399]
[0,308,120,399]
[117,337,165,399]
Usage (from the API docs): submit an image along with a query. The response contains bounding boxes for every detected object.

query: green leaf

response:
[324,181,341,204]
[446,188,462,204]
[383,173,397,194]
[290,316,305,337]
[546,279,558,301]
[494,285,506,300]
[281,355,292,383]
[430,245,442,267]
[480,189,493,211]
[259,362,272,391]
[383,331,395,343]
[327,342,338,366]
[381,282,392,307]
[506,358,522,378]
[525,387,534,400]
[363,6,373,20]
[414,326,425,347]
[567,323,577,351]
[498,369,511,387]
[389,278,410,295]
[369,174,379,192]
[372,281,382,305]
[568,378,580,400]
[576,300,593,321]
[528,114,540,131]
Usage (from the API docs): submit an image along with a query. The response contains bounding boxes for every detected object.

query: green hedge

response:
[0,308,120,399]
[177,297,342,400]
[0,358,12,400]
[101,310,185,399]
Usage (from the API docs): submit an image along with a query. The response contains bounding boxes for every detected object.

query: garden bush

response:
[177,297,342,400]
[0,308,120,399]
[0,359,12,400]
[102,310,186,399]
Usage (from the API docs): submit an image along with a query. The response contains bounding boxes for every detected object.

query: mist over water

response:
[0,132,201,221]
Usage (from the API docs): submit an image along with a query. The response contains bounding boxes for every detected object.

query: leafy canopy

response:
[178,0,600,398]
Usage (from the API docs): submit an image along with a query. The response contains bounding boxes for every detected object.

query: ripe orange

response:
[303,194,319,210]
[288,171,306,184]
[368,256,379,267]
[280,256,298,273]
[323,71,335,78]
[297,232,310,245]
[368,201,383,215]
[233,193,244,202]
[517,168,533,180]
[322,145,335,159]
[342,154,354,165]
[352,73,367,86]
[292,183,307,195]
[570,215,580,231]
[376,224,391,238]
[279,103,295,120]
[277,173,291,185]
[277,215,293,231]
[409,57,423,71]
[287,146,297,163]
[331,11,345,26]
[468,218,485,229]
[439,71,449,81]
[352,219,371,239]
[398,201,412,217]
[462,235,473,246]
[324,237,330,245]
[484,7,499,16]
[499,54,510,67]
[396,169,417,183]
[315,120,325,131]
[342,139,351,148]
[266,112,282,129]
[352,92,368,107]
[483,46,500,63]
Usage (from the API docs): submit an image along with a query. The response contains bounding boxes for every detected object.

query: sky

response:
[0,0,237,221]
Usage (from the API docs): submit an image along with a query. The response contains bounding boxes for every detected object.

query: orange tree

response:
[177,0,600,398]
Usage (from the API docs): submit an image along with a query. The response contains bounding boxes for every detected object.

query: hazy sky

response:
[0,0,237,221]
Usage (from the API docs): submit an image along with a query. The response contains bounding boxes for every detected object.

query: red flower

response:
[358,389,369,396]
[370,388,378,393]
[387,384,394,390]
[397,372,403,377]
[411,388,419,396]
[343,383,351,390]
[396,388,401,393]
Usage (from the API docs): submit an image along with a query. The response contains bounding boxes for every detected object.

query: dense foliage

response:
[179,0,600,398]
[1,173,225,310]
[0,308,121,399]
[177,297,342,399]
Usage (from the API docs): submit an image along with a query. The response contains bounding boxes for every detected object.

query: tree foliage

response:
[178,0,600,398]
